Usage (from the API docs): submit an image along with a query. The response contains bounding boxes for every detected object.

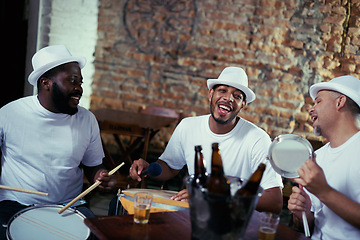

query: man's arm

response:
[309,185,360,228]
[129,159,180,182]
[296,158,360,229]
[256,186,283,214]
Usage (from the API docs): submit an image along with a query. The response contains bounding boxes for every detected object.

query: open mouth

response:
[311,115,318,125]
[70,95,81,105]
[217,103,233,115]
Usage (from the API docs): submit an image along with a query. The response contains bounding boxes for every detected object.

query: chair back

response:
[138,106,179,119]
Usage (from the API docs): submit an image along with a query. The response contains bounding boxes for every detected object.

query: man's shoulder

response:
[76,106,98,121]
[178,114,208,125]
[238,117,269,137]
[0,96,35,112]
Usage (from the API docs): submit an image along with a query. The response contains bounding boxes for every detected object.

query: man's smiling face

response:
[209,85,246,125]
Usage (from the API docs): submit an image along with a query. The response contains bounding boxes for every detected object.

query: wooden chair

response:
[138,105,180,119]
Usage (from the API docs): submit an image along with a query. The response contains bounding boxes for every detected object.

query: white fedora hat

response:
[28,45,86,86]
[207,67,256,103]
[309,75,360,108]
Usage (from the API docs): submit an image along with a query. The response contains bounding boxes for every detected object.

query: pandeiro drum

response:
[267,134,314,178]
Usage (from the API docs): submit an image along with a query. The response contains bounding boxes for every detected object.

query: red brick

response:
[92,0,360,148]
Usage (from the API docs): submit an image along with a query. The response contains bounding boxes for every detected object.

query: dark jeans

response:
[0,200,28,240]
[0,200,96,240]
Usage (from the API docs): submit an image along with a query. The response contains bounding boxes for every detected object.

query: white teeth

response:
[219,105,230,111]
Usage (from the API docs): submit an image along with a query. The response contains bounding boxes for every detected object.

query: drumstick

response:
[0,185,49,196]
[302,211,311,237]
[58,162,124,214]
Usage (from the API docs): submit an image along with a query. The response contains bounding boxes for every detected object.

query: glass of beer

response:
[134,192,153,224]
[258,212,280,240]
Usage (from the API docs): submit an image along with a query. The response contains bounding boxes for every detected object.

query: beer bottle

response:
[206,143,231,235]
[192,145,207,187]
[189,145,208,239]
[206,143,230,195]
[235,163,266,196]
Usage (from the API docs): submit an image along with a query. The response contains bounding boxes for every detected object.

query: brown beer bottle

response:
[235,163,266,196]
[206,143,230,195]
[192,145,207,187]
[206,142,231,235]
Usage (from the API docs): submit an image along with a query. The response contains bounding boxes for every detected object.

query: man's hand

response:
[170,189,189,202]
[94,169,116,191]
[288,185,311,220]
[294,155,331,201]
[129,158,150,182]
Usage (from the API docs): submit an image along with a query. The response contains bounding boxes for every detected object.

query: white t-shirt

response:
[0,96,104,205]
[307,131,360,240]
[159,115,282,190]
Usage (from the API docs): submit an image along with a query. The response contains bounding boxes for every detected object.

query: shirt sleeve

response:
[158,119,187,170]
[252,135,283,190]
[81,112,105,167]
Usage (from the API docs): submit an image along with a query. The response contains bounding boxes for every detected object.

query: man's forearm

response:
[256,187,283,214]
[149,160,180,182]
[319,188,360,229]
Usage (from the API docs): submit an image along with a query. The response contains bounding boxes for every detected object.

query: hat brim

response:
[309,82,360,108]
[207,79,256,103]
[28,56,86,86]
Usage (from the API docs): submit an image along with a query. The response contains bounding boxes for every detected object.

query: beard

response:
[51,82,79,115]
[210,98,240,125]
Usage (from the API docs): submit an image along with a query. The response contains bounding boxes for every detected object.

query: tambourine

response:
[267,134,314,178]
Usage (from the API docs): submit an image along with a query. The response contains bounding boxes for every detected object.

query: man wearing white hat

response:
[0,45,115,237]
[288,75,360,239]
[129,67,283,214]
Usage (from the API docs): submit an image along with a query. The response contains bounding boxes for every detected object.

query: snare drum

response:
[6,205,90,240]
[120,188,189,214]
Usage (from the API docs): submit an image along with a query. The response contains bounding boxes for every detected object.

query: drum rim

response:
[6,204,89,240]
[267,133,314,178]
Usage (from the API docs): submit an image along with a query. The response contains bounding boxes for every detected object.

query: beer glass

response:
[134,192,153,224]
[258,212,280,240]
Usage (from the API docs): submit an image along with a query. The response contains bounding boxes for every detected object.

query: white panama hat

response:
[207,67,256,103]
[309,75,360,108]
[28,45,86,86]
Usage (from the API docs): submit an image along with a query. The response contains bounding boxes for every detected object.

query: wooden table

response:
[92,108,179,168]
[84,210,308,240]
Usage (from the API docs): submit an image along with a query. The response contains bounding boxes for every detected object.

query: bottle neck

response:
[211,150,224,175]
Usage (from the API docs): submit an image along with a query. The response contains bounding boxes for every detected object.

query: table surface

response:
[92,108,178,130]
[84,210,308,240]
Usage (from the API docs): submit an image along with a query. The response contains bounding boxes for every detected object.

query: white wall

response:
[39,0,99,109]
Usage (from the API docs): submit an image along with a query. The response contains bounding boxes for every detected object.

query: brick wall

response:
[91,0,360,148]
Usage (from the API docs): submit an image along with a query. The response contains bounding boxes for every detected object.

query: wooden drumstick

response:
[58,162,124,214]
[0,184,49,196]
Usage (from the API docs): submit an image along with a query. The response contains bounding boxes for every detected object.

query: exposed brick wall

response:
[91,0,360,148]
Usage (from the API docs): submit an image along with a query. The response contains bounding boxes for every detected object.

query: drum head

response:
[267,134,314,178]
[6,205,90,240]
[120,188,189,214]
